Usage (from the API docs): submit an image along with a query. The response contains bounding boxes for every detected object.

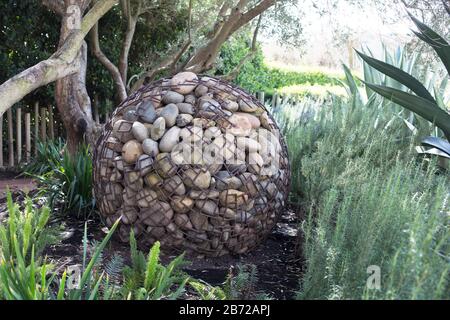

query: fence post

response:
[7,108,14,167]
[25,113,31,163]
[40,107,47,143]
[48,105,54,140]
[0,116,3,168]
[93,94,100,125]
[258,92,265,105]
[16,107,22,164]
[34,102,39,156]
[271,93,277,108]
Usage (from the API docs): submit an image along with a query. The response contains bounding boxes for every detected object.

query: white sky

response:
[262,0,416,69]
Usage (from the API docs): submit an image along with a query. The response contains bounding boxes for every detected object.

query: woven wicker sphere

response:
[93,73,290,257]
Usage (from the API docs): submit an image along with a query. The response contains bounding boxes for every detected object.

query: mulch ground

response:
[0,176,303,300]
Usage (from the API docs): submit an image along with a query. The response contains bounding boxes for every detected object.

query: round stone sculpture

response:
[93,73,290,257]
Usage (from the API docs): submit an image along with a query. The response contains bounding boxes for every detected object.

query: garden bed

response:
[0,188,302,300]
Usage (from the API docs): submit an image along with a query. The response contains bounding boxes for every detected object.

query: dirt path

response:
[0,171,37,199]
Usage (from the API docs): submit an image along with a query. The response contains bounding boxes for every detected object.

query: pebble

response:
[176,114,193,127]
[150,117,166,140]
[132,121,149,142]
[170,72,198,94]
[171,196,194,214]
[136,100,157,123]
[160,103,179,127]
[219,189,248,208]
[122,140,143,164]
[195,200,219,216]
[163,91,184,104]
[142,138,159,157]
[159,126,181,152]
[183,168,211,190]
[176,103,195,114]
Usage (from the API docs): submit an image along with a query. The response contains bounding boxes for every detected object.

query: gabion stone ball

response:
[93,73,290,257]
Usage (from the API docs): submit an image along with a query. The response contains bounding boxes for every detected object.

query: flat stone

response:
[188,189,220,200]
[124,109,138,121]
[215,171,243,190]
[171,196,194,214]
[122,140,143,164]
[159,126,181,153]
[170,72,198,94]
[194,84,208,97]
[135,154,153,176]
[220,207,237,219]
[219,189,248,208]
[189,211,208,230]
[136,100,157,123]
[183,168,211,190]
[160,103,179,127]
[176,114,193,127]
[106,136,123,153]
[223,100,239,112]
[223,114,252,137]
[176,103,195,114]
[239,99,259,113]
[184,95,196,105]
[150,117,166,140]
[140,201,173,227]
[239,173,259,197]
[113,120,134,143]
[163,175,186,196]
[136,188,158,208]
[180,126,203,143]
[142,138,159,157]
[193,118,215,129]
[195,200,219,216]
[248,152,264,174]
[144,173,163,188]
[235,112,260,129]
[203,127,221,142]
[162,91,184,104]
[236,137,261,152]
[132,121,149,142]
[175,213,193,229]
[154,153,177,178]
[260,112,274,130]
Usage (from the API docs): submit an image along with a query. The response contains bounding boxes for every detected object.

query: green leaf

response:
[409,13,450,75]
[364,82,450,140]
[356,50,436,103]
[70,218,121,300]
[144,241,160,290]
[57,271,67,300]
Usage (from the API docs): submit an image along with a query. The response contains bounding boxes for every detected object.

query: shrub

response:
[23,138,65,175]
[275,65,449,299]
[33,144,94,218]
[121,232,189,300]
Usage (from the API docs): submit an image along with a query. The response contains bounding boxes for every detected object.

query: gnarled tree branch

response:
[0,0,118,117]
[89,22,127,101]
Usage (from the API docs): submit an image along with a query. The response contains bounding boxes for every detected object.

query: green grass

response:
[274,81,449,300]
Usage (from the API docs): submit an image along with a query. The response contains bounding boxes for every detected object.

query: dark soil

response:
[0,183,303,300]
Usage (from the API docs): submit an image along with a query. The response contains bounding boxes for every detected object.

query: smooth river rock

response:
[132,121,149,142]
[160,103,179,127]
[122,140,143,164]
[150,117,166,140]
[159,126,181,153]
[170,72,198,94]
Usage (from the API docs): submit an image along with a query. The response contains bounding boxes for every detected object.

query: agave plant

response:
[356,13,450,160]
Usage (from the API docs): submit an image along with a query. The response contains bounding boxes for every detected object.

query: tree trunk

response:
[55,1,96,154]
